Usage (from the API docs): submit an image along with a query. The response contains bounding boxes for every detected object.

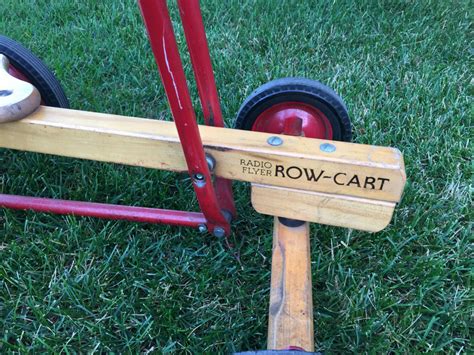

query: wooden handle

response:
[268,217,314,351]
[0,54,41,123]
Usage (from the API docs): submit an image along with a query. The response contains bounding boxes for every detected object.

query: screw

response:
[320,143,336,153]
[267,136,283,146]
[193,173,206,187]
[198,224,207,233]
[205,154,216,172]
[213,227,226,238]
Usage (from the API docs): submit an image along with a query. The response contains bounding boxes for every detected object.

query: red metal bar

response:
[177,0,224,128]
[0,194,206,227]
[177,0,236,218]
[138,0,230,235]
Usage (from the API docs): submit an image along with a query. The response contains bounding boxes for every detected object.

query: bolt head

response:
[267,136,283,146]
[198,224,207,233]
[193,173,206,187]
[320,142,336,153]
[205,154,216,172]
[213,227,226,238]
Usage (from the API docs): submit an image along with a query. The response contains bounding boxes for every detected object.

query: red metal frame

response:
[177,0,236,218]
[0,0,234,235]
[0,194,206,227]
[177,0,225,128]
[138,0,231,235]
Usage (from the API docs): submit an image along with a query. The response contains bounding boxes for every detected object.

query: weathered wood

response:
[0,106,406,202]
[0,54,41,123]
[268,218,313,351]
[252,184,395,232]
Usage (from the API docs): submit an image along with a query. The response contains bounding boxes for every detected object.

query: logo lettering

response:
[304,168,325,182]
[239,160,391,191]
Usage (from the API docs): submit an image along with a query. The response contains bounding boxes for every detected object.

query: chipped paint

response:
[162,33,183,110]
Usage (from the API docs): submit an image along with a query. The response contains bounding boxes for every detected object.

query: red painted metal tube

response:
[138,0,230,235]
[177,0,225,128]
[177,0,236,218]
[0,194,206,227]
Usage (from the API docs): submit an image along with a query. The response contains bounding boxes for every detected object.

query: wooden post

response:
[268,217,314,351]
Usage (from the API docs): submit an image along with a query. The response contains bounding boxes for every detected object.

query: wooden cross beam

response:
[0,106,406,232]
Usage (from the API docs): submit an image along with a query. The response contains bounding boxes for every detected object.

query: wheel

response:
[234,77,351,142]
[0,35,69,108]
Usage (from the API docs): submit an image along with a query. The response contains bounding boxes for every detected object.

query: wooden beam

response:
[0,106,406,202]
[268,218,313,351]
[252,184,395,232]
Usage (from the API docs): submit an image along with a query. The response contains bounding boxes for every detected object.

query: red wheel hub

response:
[8,64,30,82]
[8,64,46,105]
[251,101,333,139]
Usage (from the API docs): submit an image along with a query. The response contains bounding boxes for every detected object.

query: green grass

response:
[0,0,472,353]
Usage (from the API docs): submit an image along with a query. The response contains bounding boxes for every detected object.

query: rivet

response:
[198,224,207,233]
[320,143,336,153]
[267,136,283,146]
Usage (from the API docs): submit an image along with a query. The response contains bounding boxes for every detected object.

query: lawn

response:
[0,0,472,353]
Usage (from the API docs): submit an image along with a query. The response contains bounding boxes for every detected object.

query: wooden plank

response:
[268,218,314,351]
[252,184,396,232]
[0,106,406,202]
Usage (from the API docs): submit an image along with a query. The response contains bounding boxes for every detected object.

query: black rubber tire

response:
[234,77,352,142]
[0,35,69,108]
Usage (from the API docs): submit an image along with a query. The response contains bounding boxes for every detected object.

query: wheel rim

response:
[8,64,30,82]
[251,101,334,139]
[8,64,47,104]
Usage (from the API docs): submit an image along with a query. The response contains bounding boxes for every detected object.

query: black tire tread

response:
[235,77,352,142]
[0,34,69,108]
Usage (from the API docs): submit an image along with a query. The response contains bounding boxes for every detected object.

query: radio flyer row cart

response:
[0,1,406,352]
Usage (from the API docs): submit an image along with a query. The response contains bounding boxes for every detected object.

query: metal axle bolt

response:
[193,173,206,187]
[267,136,283,146]
[198,224,207,233]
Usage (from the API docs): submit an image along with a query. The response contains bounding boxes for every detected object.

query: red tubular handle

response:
[0,194,206,227]
[138,0,231,235]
